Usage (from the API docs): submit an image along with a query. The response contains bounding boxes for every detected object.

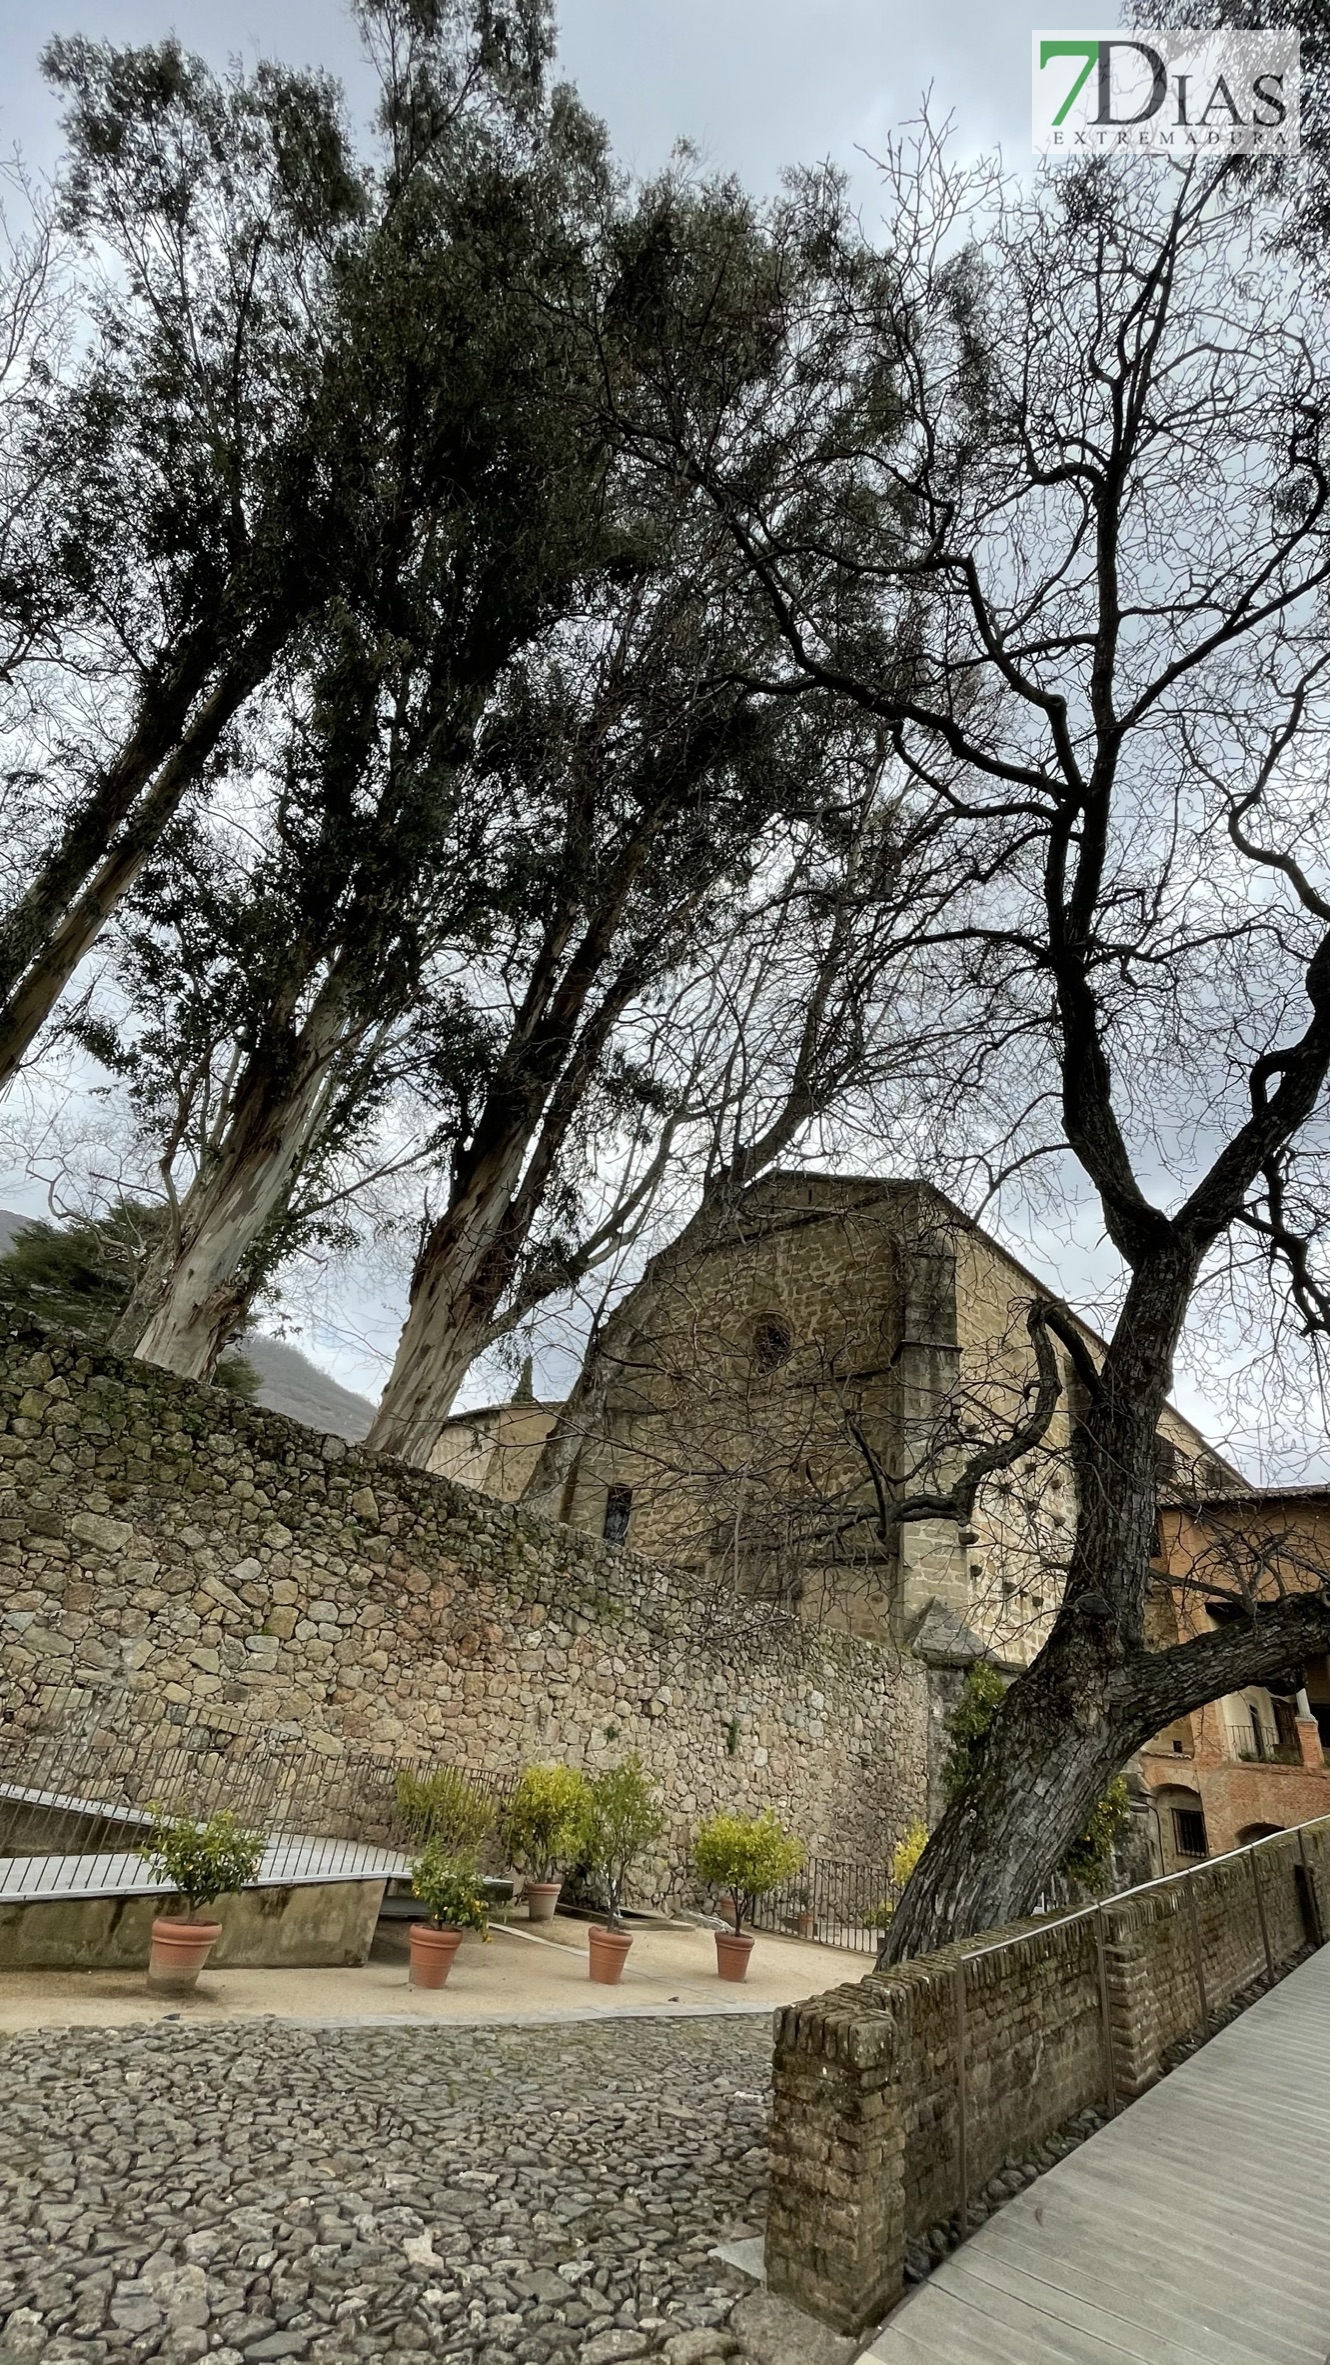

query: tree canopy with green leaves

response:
[0,1205,258,1394]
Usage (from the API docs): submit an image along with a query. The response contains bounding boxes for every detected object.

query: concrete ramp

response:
[0,1780,407,1898]
[868,1944,1330,2365]
[0,1833,407,1902]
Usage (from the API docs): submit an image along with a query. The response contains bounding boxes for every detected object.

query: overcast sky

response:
[3,0,1302,1476]
[0,0,1050,198]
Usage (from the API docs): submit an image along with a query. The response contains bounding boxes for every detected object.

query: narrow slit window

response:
[752,1316,793,1372]
[602,1484,633,1545]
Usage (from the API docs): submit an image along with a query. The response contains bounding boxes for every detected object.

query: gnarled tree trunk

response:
[881,1243,1330,1958]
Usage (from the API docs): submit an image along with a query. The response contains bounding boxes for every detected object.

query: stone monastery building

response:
[435,1172,1330,1866]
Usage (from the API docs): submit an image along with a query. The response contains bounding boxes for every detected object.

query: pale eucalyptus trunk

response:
[115,982,356,1381]
[366,1133,533,1463]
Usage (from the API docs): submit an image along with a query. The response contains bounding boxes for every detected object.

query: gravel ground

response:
[0,2016,772,2365]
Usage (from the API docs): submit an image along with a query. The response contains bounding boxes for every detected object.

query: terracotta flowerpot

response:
[148,1917,222,1995]
[588,1925,633,1984]
[794,1911,817,1941]
[715,1929,756,1982]
[526,1880,562,1922]
[408,1922,464,1989]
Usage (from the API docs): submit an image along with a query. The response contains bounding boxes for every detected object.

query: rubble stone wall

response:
[0,1330,929,1899]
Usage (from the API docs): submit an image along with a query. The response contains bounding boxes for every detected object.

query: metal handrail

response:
[950,1811,1329,1971]
[894,1808,1330,2241]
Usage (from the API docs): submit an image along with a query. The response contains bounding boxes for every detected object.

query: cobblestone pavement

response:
[0,2017,771,2365]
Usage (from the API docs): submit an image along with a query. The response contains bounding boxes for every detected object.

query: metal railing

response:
[749,1853,898,1953]
[912,1816,1327,2242]
[0,1707,517,1898]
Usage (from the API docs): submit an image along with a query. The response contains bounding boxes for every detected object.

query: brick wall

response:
[768,1818,1330,2334]
[0,1329,929,1899]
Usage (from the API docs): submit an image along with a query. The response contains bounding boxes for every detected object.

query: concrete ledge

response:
[0,1876,386,1969]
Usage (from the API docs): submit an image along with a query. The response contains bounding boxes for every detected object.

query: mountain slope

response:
[0,1209,375,1440]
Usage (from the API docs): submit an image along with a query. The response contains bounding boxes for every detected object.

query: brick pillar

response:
[766,1985,906,2335]
[1100,1903,1160,2100]
[1296,1716,1324,1771]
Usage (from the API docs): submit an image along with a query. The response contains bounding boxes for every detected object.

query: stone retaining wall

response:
[0,1329,928,1899]
[767,1817,1330,2334]
[0,1878,385,1972]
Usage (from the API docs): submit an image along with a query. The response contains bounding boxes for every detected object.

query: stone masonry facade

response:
[0,1327,929,1895]
[436,1174,1230,1664]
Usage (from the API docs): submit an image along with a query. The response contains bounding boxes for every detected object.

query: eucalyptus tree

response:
[362,568,805,1462]
[102,295,619,1387]
[0,0,563,1096]
[92,787,496,1373]
[610,140,1330,1950]
[358,148,960,1463]
[0,36,361,1092]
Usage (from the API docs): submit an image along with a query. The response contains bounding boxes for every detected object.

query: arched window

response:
[1156,1784,1208,1862]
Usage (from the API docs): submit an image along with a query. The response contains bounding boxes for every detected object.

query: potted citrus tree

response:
[395,1766,496,1855]
[135,1808,266,1994]
[579,1756,665,1983]
[693,1811,805,1980]
[407,1840,490,1987]
[502,1764,590,1920]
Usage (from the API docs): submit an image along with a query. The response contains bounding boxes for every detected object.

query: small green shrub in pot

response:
[410,1841,491,1934]
[693,1812,804,1934]
[580,1757,665,1930]
[136,1808,266,1994]
[136,1809,266,1920]
[395,1766,496,1856]
[406,1842,490,1990]
[502,1765,590,1886]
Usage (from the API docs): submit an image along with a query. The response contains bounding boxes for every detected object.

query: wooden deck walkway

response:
[867,1943,1330,2365]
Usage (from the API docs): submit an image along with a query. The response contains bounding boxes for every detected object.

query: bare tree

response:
[520,762,977,1515]
[0,166,71,689]
[605,138,1330,1950]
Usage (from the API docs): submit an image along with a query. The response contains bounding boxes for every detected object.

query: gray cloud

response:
[1,0,1051,191]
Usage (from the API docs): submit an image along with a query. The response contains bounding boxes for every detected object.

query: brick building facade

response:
[1142,1487,1330,1867]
